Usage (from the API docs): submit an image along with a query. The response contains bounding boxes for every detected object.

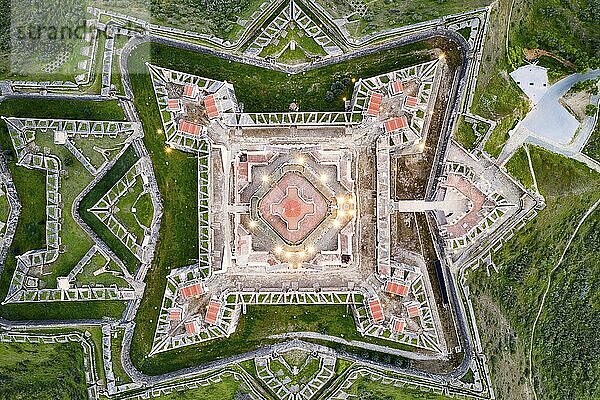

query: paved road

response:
[498,69,600,165]
[522,69,600,144]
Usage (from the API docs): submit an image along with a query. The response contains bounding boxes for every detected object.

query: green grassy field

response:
[126,47,201,369]
[79,146,140,274]
[508,0,600,71]
[344,377,452,400]
[0,98,126,320]
[144,40,434,113]
[115,177,146,241]
[133,192,154,229]
[0,340,88,399]
[18,326,107,387]
[73,255,129,288]
[583,122,600,162]
[317,0,492,38]
[0,189,9,224]
[30,132,96,285]
[259,28,327,61]
[110,328,133,385]
[134,303,401,375]
[468,146,600,399]
[148,376,250,400]
[505,146,535,190]
[455,116,478,150]
[472,73,528,158]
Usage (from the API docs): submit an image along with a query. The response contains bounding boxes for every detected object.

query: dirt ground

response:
[391,212,421,255]
[523,48,574,69]
[560,91,591,122]
[390,58,456,201]
[356,145,377,275]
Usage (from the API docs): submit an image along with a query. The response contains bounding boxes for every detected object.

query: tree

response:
[324,90,334,102]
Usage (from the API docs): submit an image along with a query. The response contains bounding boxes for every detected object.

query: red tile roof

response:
[168,308,182,321]
[204,95,220,118]
[384,280,409,297]
[238,161,248,180]
[384,116,408,133]
[247,153,270,163]
[443,173,490,238]
[184,321,197,335]
[390,80,404,95]
[366,92,383,116]
[179,120,201,136]
[205,300,221,325]
[167,98,181,111]
[180,283,203,299]
[368,299,384,323]
[406,302,421,318]
[183,84,197,98]
[405,96,418,108]
[392,318,406,333]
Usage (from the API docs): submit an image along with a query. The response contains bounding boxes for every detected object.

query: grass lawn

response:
[144,39,435,113]
[133,192,154,229]
[505,146,534,190]
[111,328,133,385]
[79,146,141,274]
[316,0,492,38]
[483,116,518,159]
[472,70,529,121]
[81,31,107,95]
[127,48,201,369]
[583,122,600,162]
[10,326,108,389]
[0,340,88,400]
[468,146,600,399]
[0,98,124,121]
[455,116,478,150]
[137,304,357,375]
[74,254,129,288]
[31,132,95,286]
[149,376,250,400]
[344,377,452,399]
[471,68,529,159]
[259,28,327,61]
[115,177,147,242]
[0,98,126,320]
[137,303,412,376]
[0,190,9,223]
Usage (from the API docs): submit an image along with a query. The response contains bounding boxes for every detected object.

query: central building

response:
[234,149,356,271]
[258,170,328,244]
